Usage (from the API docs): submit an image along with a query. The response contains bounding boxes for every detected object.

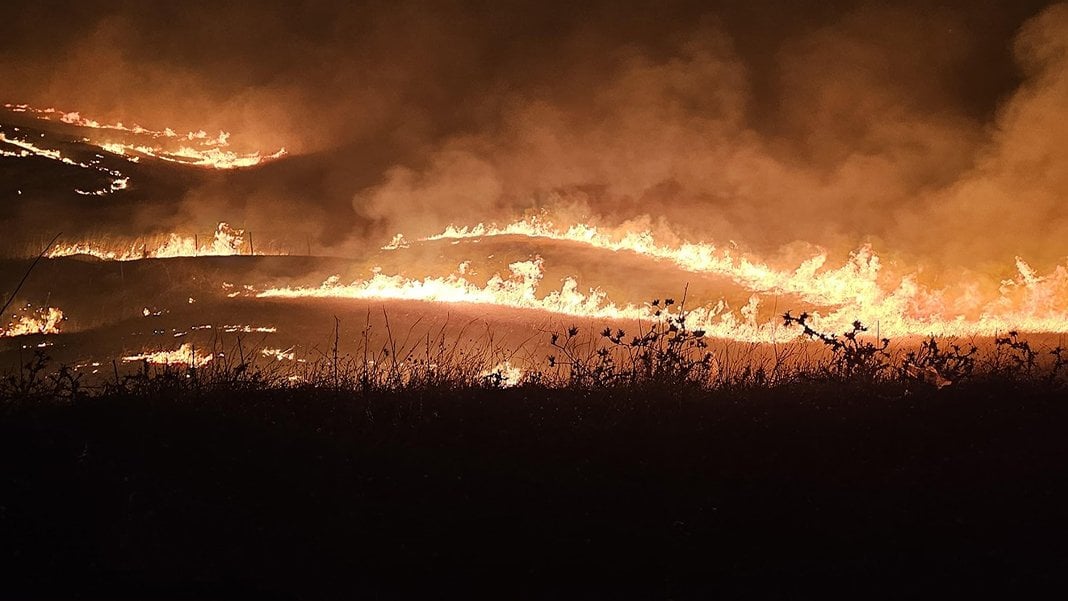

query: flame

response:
[154,223,246,258]
[0,129,127,196]
[122,343,213,367]
[381,233,411,250]
[417,216,1068,337]
[1,307,64,337]
[10,98,1068,343]
[480,361,525,387]
[4,103,286,170]
[256,258,786,341]
[422,216,883,306]
[100,141,287,169]
[259,257,652,319]
[47,222,282,261]
[261,347,296,361]
[254,215,1068,342]
[222,325,277,333]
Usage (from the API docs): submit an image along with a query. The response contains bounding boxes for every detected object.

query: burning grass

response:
[3,309,1068,599]
[1,306,64,338]
[45,222,284,261]
[4,300,1067,403]
[3,102,287,170]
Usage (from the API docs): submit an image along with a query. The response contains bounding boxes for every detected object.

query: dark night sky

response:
[1,1,1065,268]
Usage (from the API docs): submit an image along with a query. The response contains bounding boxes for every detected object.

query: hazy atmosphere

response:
[6,4,1068,599]
[3,0,1065,268]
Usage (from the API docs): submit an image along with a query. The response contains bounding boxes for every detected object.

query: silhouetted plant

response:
[782,312,890,380]
[1,350,83,403]
[7,308,1068,404]
[994,330,1039,377]
[549,296,714,391]
[1,350,51,400]
[901,337,978,388]
[1050,345,1067,384]
[46,364,82,400]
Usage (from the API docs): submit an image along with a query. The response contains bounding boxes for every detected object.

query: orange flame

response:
[122,343,213,367]
[253,216,1068,341]
[259,257,653,318]
[1,307,65,337]
[47,222,282,261]
[261,347,296,361]
[479,361,525,387]
[0,130,127,196]
[256,258,784,341]
[4,103,286,170]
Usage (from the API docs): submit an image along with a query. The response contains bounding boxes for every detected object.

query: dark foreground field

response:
[3,375,1068,600]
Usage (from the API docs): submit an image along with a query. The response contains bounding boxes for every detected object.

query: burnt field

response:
[3,362,1068,599]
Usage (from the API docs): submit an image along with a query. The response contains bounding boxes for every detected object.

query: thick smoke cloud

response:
[895,2,1068,270]
[1,0,1063,269]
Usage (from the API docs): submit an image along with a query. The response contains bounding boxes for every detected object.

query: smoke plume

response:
[1,0,1064,270]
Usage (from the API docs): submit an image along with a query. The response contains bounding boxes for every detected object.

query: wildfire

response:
[9,99,1068,344]
[260,258,652,319]
[46,222,278,261]
[480,361,525,387]
[122,343,213,367]
[0,129,128,196]
[261,347,296,361]
[257,258,784,340]
[422,216,883,307]
[4,103,286,170]
[1,307,65,337]
[100,141,287,169]
[255,215,1068,342]
[222,325,277,333]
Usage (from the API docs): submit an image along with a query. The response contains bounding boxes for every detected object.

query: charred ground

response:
[3,359,1068,599]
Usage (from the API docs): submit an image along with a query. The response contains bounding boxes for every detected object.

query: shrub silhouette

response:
[782,311,890,380]
[548,297,713,391]
[900,337,978,388]
[4,303,1068,403]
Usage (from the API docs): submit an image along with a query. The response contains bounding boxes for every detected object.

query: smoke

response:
[1,0,1064,269]
[894,2,1068,271]
[351,0,1068,273]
